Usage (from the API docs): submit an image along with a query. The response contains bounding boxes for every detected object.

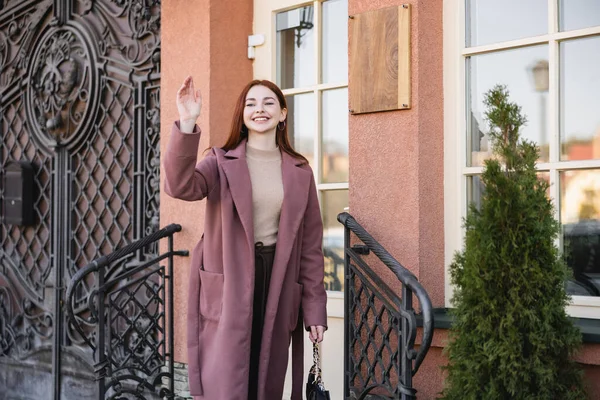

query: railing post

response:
[168,234,175,397]
[65,224,188,400]
[97,266,106,399]
[401,285,412,400]
[338,212,433,400]
[344,223,351,400]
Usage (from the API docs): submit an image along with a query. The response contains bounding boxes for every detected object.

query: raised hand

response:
[176,76,202,125]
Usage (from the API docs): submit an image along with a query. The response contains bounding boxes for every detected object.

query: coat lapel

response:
[279,151,312,247]
[259,151,312,394]
[274,150,312,275]
[221,140,255,250]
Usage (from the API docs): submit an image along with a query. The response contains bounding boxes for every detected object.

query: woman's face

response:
[243,85,287,135]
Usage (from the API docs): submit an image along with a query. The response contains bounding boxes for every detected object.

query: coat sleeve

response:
[299,169,328,330]
[187,240,203,396]
[163,121,219,201]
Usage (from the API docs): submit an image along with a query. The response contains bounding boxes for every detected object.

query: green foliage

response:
[441,85,586,400]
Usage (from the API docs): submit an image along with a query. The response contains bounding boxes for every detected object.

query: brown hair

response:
[221,80,308,164]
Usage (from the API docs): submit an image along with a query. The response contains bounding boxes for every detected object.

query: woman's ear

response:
[280,108,288,121]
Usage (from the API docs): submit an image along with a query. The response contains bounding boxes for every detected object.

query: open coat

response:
[163,122,328,400]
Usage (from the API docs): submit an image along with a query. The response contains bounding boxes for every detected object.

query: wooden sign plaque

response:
[349,4,411,114]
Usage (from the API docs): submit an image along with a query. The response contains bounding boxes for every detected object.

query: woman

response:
[164,76,327,400]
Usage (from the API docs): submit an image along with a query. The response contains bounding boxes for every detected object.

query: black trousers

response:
[248,242,276,400]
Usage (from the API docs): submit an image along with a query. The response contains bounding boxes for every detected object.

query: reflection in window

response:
[276,6,315,89]
[560,37,600,161]
[467,46,549,166]
[322,89,349,183]
[322,190,348,291]
[467,175,484,211]
[561,170,600,297]
[560,0,600,32]
[468,172,550,211]
[466,0,547,47]
[286,93,315,165]
[322,0,348,84]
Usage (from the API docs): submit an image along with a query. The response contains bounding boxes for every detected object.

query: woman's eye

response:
[265,102,274,106]
[245,103,254,107]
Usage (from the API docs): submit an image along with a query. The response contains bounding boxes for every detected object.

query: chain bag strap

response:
[310,342,324,387]
[306,342,330,400]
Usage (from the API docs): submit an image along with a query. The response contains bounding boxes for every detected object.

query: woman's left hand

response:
[309,325,325,343]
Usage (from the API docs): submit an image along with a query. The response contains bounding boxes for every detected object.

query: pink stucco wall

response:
[159,0,600,396]
[414,329,600,398]
[348,0,445,308]
[348,0,600,398]
[160,0,253,363]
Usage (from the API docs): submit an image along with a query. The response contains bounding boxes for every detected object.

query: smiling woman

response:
[243,86,285,134]
[163,76,327,400]
[220,80,308,167]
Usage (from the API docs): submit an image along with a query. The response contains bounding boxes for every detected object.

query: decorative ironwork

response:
[27,26,97,147]
[90,0,160,66]
[0,285,53,357]
[0,0,53,89]
[0,98,54,359]
[337,213,434,400]
[66,224,188,399]
[0,1,161,398]
[144,87,161,239]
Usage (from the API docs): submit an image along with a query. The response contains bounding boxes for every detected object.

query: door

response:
[0,1,161,398]
[252,0,349,397]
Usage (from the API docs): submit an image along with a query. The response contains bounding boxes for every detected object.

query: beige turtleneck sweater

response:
[246,144,284,246]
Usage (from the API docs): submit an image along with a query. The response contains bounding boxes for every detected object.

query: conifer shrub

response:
[441,85,586,400]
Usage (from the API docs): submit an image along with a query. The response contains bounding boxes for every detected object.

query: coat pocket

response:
[289,282,303,331]
[198,269,224,321]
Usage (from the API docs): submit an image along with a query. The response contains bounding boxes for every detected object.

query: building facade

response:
[160,0,600,398]
[0,0,598,398]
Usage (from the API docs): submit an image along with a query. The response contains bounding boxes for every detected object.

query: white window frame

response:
[254,0,348,299]
[277,1,349,298]
[443,0,600,318]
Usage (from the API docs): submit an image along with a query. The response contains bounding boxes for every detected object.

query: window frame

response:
[265,0,349,294]
[443,0,600,318]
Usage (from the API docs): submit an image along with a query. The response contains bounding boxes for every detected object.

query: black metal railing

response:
[66,224,188,399]
[338,213,434,400]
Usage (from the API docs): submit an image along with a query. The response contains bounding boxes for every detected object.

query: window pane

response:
[322,0,348,84]
[539,172,551,199]
[322,190,348,291]
[559,0,600,32]
[276,6,315,89]
[286,93,315,165]
[466,0,547,47]
[322,88,349,183]
[468,172,549,211]
[467,46,549,167]
[467,175,484,211]
[560,37,600,161]
[560,170,600,297]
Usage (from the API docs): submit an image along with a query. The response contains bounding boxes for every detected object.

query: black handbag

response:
[306,342,331,400]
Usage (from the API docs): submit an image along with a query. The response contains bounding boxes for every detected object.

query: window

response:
[276,0,349,292]
[445,0,600,317]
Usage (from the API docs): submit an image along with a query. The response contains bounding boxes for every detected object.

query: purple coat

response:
[163,122,328,400]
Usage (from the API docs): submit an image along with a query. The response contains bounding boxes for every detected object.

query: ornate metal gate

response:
[0,1,161,398]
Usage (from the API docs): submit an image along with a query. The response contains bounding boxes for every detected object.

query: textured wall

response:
[348,0,445,308]
[160,0,253,363]
[0,351,95,399]
[417,335,600,399]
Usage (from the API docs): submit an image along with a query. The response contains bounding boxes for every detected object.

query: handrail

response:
[65,223,188,399]
[66,223,187,351]
[338,212,434,400]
